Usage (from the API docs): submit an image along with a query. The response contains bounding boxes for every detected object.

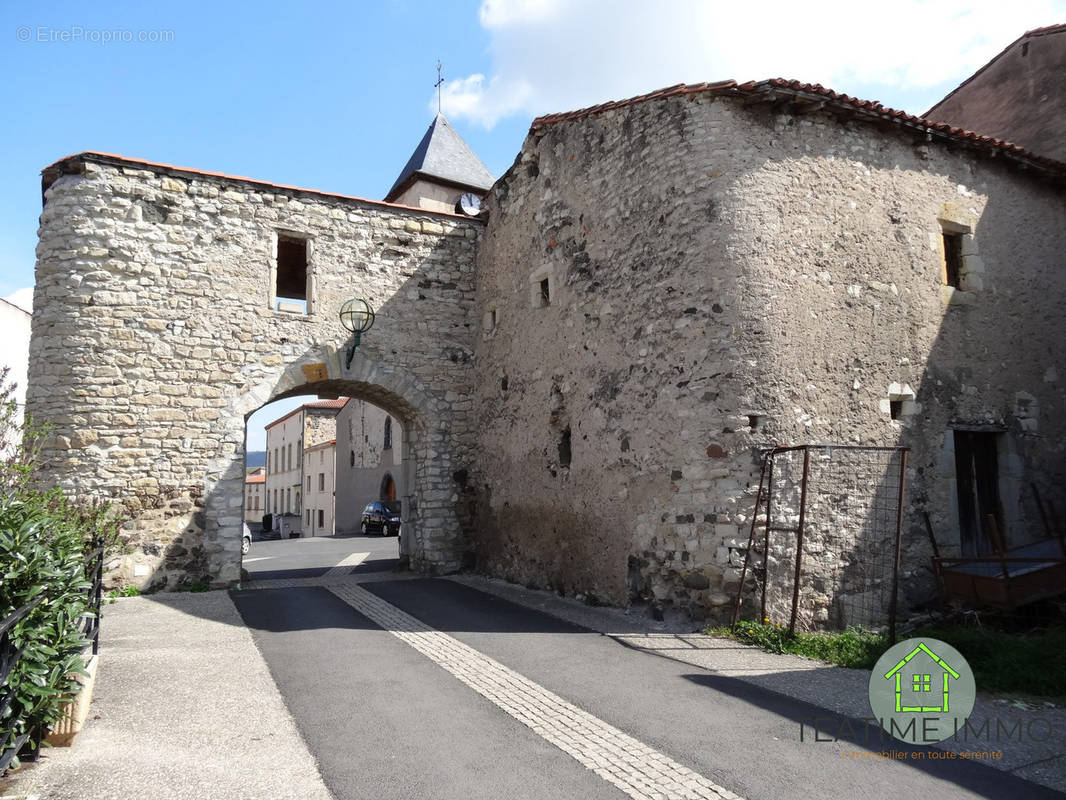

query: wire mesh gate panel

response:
[732,445,907,638]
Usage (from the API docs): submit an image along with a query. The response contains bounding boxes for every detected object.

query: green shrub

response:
[0,369,120,763]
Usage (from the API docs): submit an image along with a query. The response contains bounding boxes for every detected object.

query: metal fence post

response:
[889,450,908,644]
[788,447,811,636]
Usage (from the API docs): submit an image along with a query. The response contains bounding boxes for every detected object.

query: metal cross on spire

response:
[435,59,444,114]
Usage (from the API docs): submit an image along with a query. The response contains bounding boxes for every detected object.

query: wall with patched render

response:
[472,92,1066,621]
[335,398,406,534]
[28,154,481,589]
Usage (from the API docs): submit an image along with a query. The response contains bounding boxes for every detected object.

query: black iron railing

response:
[0,596,44,772]
[82,537,104,657]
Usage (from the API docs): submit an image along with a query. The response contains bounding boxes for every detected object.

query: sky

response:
[3,0,1064,446]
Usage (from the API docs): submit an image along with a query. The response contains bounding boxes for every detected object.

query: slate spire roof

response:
[384,113,495,203]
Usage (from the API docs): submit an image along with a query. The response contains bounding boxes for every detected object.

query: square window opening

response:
[276,234,310,313]
[889,400,903,420]
[942,232,963,289]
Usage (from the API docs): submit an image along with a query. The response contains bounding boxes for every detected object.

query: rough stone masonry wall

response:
[304,408,338,449]
[28,155,481,589]
[727,109,1066,623]
[473,92,1066,621]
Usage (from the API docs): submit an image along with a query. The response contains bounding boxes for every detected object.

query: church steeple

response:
[384,113,495,212]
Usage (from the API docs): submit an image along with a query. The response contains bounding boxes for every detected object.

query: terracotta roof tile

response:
[529,79,1066,178]
[305,398,348,409]
[264,397,348,429]
[246,472,266,484]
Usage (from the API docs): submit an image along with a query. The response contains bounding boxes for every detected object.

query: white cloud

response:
[3,287,33,314]
[444,0,1066,127]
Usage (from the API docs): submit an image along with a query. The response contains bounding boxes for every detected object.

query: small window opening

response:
[539,278,551,306]
[276,234,309,313]
[383,417,393,450]
[350,450,355,467]
[558,426,572,468]
[501,375,509,391]
[484,307,499,331]
[942,232,963,289]
[318,509,324,528]
[890,400,903,420]
[747,414,761,430]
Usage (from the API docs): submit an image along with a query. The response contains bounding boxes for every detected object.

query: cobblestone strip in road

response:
[329,583,744,800]
[244,573,400,591]
[323,551,370,578]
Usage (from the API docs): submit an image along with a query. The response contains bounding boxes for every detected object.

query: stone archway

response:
[218,347,464,583]
[27,152,480,591]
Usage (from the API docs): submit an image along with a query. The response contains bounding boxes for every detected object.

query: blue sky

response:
[3,0,1063,447]
[4,0,1064,303]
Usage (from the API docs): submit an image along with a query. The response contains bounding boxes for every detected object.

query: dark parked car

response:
[361,501,401,536]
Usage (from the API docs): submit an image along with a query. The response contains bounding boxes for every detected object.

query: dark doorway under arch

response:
[380,473,397,503]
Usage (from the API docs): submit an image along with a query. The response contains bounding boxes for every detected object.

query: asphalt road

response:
[242,531,400,580]
[231,538,1062,800]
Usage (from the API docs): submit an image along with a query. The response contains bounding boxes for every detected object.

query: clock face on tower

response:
[458,192,482,216]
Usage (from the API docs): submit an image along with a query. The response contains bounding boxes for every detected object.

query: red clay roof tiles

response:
[530,78,1066,177]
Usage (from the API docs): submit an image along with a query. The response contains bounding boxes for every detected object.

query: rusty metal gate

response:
[731,445,908,641]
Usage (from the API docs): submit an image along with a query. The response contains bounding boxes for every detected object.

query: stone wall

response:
[28,153,482,589]
[335,397,406,534]
[472,90,1066,621]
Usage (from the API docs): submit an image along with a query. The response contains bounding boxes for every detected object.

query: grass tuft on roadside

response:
[708,620,1066,698]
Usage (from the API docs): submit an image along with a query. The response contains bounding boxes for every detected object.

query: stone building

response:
[0,296,31,444]
[29,146,482,588]
[335,397,406,535]
[470,79,1066,620]
[244,468,264,525]
[925,24,1066,163]
[25,41,1066,617]
[385,113,495,213]
[263,399,343,535]
[304,437,337,536]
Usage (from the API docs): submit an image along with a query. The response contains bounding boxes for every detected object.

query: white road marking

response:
[324,551,371,578]
[329,583,744,800]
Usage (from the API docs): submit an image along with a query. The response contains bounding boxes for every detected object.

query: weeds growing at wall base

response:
[709,619,1066,698]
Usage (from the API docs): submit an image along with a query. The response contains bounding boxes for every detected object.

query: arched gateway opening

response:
[221,349,464,585]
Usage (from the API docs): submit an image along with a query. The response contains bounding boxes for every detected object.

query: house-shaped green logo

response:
[882,641,960,714]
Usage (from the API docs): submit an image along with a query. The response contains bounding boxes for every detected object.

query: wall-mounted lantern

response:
[339,298,375,369]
